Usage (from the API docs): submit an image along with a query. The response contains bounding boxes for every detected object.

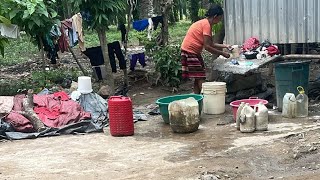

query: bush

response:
[153,45,182,88]
[0,68,81,96]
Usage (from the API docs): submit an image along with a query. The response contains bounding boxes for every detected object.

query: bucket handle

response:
[249,97,258,99]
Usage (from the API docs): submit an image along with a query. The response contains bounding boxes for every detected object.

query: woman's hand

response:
[222,52,231,58]
[224,44,233,51]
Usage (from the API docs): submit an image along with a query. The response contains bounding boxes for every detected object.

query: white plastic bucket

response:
[77,76,93,94]
[202,82,226,114]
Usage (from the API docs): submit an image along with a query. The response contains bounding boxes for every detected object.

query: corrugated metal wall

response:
[224,0,320,45]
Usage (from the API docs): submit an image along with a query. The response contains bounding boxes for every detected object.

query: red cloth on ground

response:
[54,91,70,101]
[242,37,260,51]
[3,94,34,133]
[267,45,280,56]
[33,92,91,128]
[5,112,34,133]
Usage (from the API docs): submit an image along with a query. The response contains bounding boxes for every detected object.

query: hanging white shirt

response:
[0,23,20,39]
[147,18,153,41]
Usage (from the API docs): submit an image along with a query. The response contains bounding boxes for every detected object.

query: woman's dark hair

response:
[205,4,224,17]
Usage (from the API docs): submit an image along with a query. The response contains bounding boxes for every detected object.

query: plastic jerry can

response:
[254,102,268,131]
[240,103,256,133]
[108,96,134,136]
[236,102,245,130]
[296,86,308,118]
[168,97,200,133]
[282,93,297,118]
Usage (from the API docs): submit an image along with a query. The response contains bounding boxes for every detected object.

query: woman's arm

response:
[212,43,229,49]
[204,36,230,58]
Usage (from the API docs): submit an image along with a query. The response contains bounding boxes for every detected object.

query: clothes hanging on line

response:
[147,18,153,41]
[72,13,85,51]
[82,46,104,66]
[0,23,20,39]
[83,41,126,73]
[130,53,146,71]
[108,41,126,73]
[58,24,69,53]
[40,24,60,65]
[132,19,149,31]
[92,65,107,80]
[151,16,163,30]
[118,24,127,44]
[61,19,78,48]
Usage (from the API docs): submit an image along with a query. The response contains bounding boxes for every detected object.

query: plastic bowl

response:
[230,97,268,121]
[244,51,259,59]
[156,94,204,124]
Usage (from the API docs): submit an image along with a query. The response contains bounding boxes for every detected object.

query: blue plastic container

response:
[275,60,311,111]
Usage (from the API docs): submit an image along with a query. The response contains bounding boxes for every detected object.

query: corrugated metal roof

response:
[224,0,320,44]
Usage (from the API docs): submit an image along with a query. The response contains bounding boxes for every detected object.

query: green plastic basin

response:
[156,94,204,124]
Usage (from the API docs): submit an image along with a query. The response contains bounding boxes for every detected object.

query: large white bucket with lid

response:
[77,76,93,94]
[202,82,226,114]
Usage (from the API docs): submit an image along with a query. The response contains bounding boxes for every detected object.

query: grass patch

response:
[0,68,81,96]
[0,21,191,67]
[0,34,38,67]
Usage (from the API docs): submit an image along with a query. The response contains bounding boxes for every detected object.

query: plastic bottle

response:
[254,102,268,131]
[296,86,308,117]
[282,93,297,118]
[236,102,245,130]
[240,103,255,133]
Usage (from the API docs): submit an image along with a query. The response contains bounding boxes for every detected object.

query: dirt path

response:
[1,107,320,180]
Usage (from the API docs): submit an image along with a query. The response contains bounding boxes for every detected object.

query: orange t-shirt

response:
[181,19,212,55]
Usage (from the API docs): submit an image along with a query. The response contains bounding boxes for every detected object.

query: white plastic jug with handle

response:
[282,93,297,118]
[254,102,268,131]
[296,86,308,118]
[240,103,256,133]
[236,102,245,130]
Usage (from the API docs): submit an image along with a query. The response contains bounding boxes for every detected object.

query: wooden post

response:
[97,27,115,93]
[20,89,46,132]
[68,47,87,76]
[123,2,134,86]
[38,36,46,70]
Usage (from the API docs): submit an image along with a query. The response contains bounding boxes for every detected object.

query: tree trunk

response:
[97,27,115,93]
[173,0,179,22]
[179,0,183,20]
[153,0,161,15]
[139,0,153,19]
[189,0,200,22]
[68,47,87,76]
[159,0,173,46]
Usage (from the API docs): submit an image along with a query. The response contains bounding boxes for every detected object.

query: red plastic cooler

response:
[108,96,134,136]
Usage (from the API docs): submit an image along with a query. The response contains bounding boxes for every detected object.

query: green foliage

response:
[209,0,224,5]
[1,0,60,37]
[0,68,81,96]
[212,21,223,35]
[153,45,182,88]
[0,15,10,57]
[31,68,80,90]
[70,0,126,29]
[0,34,37,66]
[198,8,206,18]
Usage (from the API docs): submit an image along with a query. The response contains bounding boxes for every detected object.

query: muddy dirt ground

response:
[1,51,320,180]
